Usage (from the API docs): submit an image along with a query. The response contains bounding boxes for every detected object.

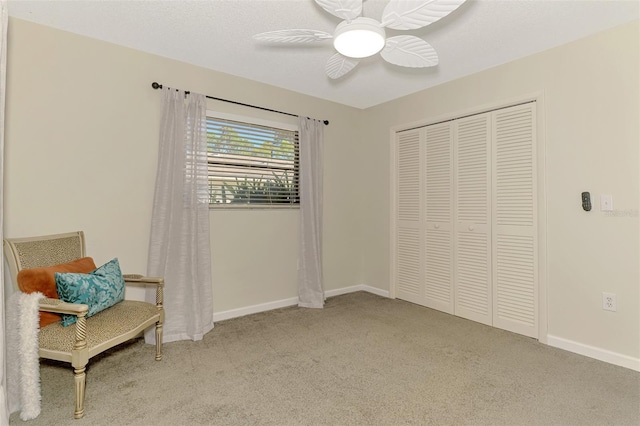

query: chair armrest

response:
[40,297,90,356]
[39,297,89,317]
[123,275,164,310]
[123,274,164,286]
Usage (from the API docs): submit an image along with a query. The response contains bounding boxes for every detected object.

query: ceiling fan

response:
[254,0,467,79]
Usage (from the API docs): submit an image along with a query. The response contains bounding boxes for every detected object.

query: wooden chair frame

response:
[4,231,164,419]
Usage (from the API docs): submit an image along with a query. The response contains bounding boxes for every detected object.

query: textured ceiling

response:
[7,0,640,109]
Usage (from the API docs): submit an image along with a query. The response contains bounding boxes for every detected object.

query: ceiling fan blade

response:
[381,0,466,30]
[315,0,363,21]
[326,53,359,79]
[253,29,333,43]
[380,36,438,68]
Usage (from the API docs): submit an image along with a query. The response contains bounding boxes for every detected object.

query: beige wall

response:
[4,18,365,313]
[4,17,639,363]
[362,21,639,360]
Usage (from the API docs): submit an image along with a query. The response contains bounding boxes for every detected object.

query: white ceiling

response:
[7,0,640,109]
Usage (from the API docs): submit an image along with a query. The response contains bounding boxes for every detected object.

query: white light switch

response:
[600,195,613,211]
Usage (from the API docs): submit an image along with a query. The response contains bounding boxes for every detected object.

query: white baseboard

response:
[213,284,389,322]
[213,296,299,322]
[325,284,390,298]
[547,334,640,372]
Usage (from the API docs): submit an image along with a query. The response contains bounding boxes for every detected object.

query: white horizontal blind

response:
[206,117,299,206]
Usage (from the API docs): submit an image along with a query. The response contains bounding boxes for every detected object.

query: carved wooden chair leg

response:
[155,282,164,361]
[72,314,89,419]
[73,367,86,419]
[155,322,163,361]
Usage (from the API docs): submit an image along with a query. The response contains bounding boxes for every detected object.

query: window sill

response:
[209,204,300,211]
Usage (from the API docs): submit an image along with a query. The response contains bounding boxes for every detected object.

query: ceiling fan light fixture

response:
[333,17,386,59]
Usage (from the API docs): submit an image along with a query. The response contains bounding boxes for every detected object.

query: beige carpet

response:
[9,292,640,425]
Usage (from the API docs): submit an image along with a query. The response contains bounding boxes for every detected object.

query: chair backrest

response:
[3,231,86,291]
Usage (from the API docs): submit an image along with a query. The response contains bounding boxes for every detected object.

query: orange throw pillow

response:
[17,257,97,327]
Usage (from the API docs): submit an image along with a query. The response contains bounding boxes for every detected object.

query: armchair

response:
[3,231,164,419]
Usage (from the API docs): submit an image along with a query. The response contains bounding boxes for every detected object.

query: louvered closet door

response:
[454,114,492,325]
[492,103,538,338]
[395,130,424,305]
[423,123,454,313]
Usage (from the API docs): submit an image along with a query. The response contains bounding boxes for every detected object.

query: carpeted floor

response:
[9,291,640,425]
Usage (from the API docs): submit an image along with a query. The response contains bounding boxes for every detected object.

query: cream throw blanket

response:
[6,291,44,421]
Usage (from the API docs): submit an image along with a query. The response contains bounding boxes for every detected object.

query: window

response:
[206,114,299,207]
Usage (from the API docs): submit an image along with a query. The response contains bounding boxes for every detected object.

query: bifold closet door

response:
[423,123,454,314]
[395,129,424,305]
[394,102,538,339]
[492,103,538,338]
[454,114,492,325]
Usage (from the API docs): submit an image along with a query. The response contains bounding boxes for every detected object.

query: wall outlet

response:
[602,292,617,312]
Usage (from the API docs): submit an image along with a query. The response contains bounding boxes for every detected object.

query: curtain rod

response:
[151,82,329,126]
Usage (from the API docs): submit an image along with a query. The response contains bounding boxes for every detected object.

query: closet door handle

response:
[468,225,474,231]
[434,224,440,229]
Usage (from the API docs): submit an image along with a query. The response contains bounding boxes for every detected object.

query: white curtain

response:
[297,117,324,308]
[0,1,9,422]
[146,88,214,343]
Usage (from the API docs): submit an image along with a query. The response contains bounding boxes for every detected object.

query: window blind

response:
[206,116,299,207]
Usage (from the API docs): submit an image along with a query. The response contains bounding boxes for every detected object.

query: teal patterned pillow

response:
[55,258,125,327]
